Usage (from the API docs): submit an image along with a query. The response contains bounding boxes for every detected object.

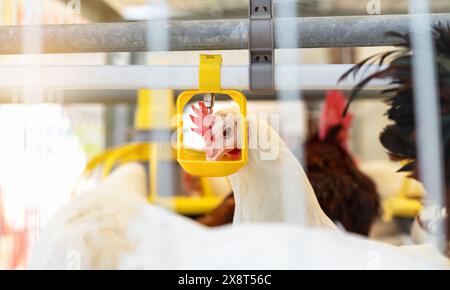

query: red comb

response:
[189,102,213,142]
[319,90,353,146]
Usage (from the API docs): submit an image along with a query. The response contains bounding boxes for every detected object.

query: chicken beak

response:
[205,147,228,161]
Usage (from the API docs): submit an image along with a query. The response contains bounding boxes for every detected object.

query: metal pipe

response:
[408,0,447,252]
[1,14,450,54]
[277,0,306,226]
[0,88,387,104]
[0,64,389,89]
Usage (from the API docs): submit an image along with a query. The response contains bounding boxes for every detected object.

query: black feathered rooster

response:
[340,23,450,253]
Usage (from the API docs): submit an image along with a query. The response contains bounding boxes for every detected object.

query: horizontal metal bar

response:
[0,64,389,90]
[0,14,449,54]
[0,88,387,104]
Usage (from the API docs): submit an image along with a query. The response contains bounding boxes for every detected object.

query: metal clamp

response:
[199,54,222,112]
[249,0,274,95]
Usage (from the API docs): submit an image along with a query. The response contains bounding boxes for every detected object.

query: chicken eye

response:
[223,127,232,138]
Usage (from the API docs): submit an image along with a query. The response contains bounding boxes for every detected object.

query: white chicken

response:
[189,102,336,228]
[29,163,449,269]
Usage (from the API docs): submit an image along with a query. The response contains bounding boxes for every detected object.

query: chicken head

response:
[190,102,242,161]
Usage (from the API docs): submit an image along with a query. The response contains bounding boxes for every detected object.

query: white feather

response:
[29,163,449,269]
[216,110,336,228]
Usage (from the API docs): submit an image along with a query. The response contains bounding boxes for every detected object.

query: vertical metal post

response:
[104,53,133,149]
[277,1,306,226]
[146,0,175,199]
[408,0,447,252]
[145,0,181,267]
[249,0,274,95]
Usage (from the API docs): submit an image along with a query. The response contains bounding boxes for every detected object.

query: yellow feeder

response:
[382,160,424,221]
[75,89,225,216]
[382,177,423,222]
[177,54,248,177]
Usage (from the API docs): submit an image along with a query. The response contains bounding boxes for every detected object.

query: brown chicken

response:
[305,91,380,235]
[196,193,235,227]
